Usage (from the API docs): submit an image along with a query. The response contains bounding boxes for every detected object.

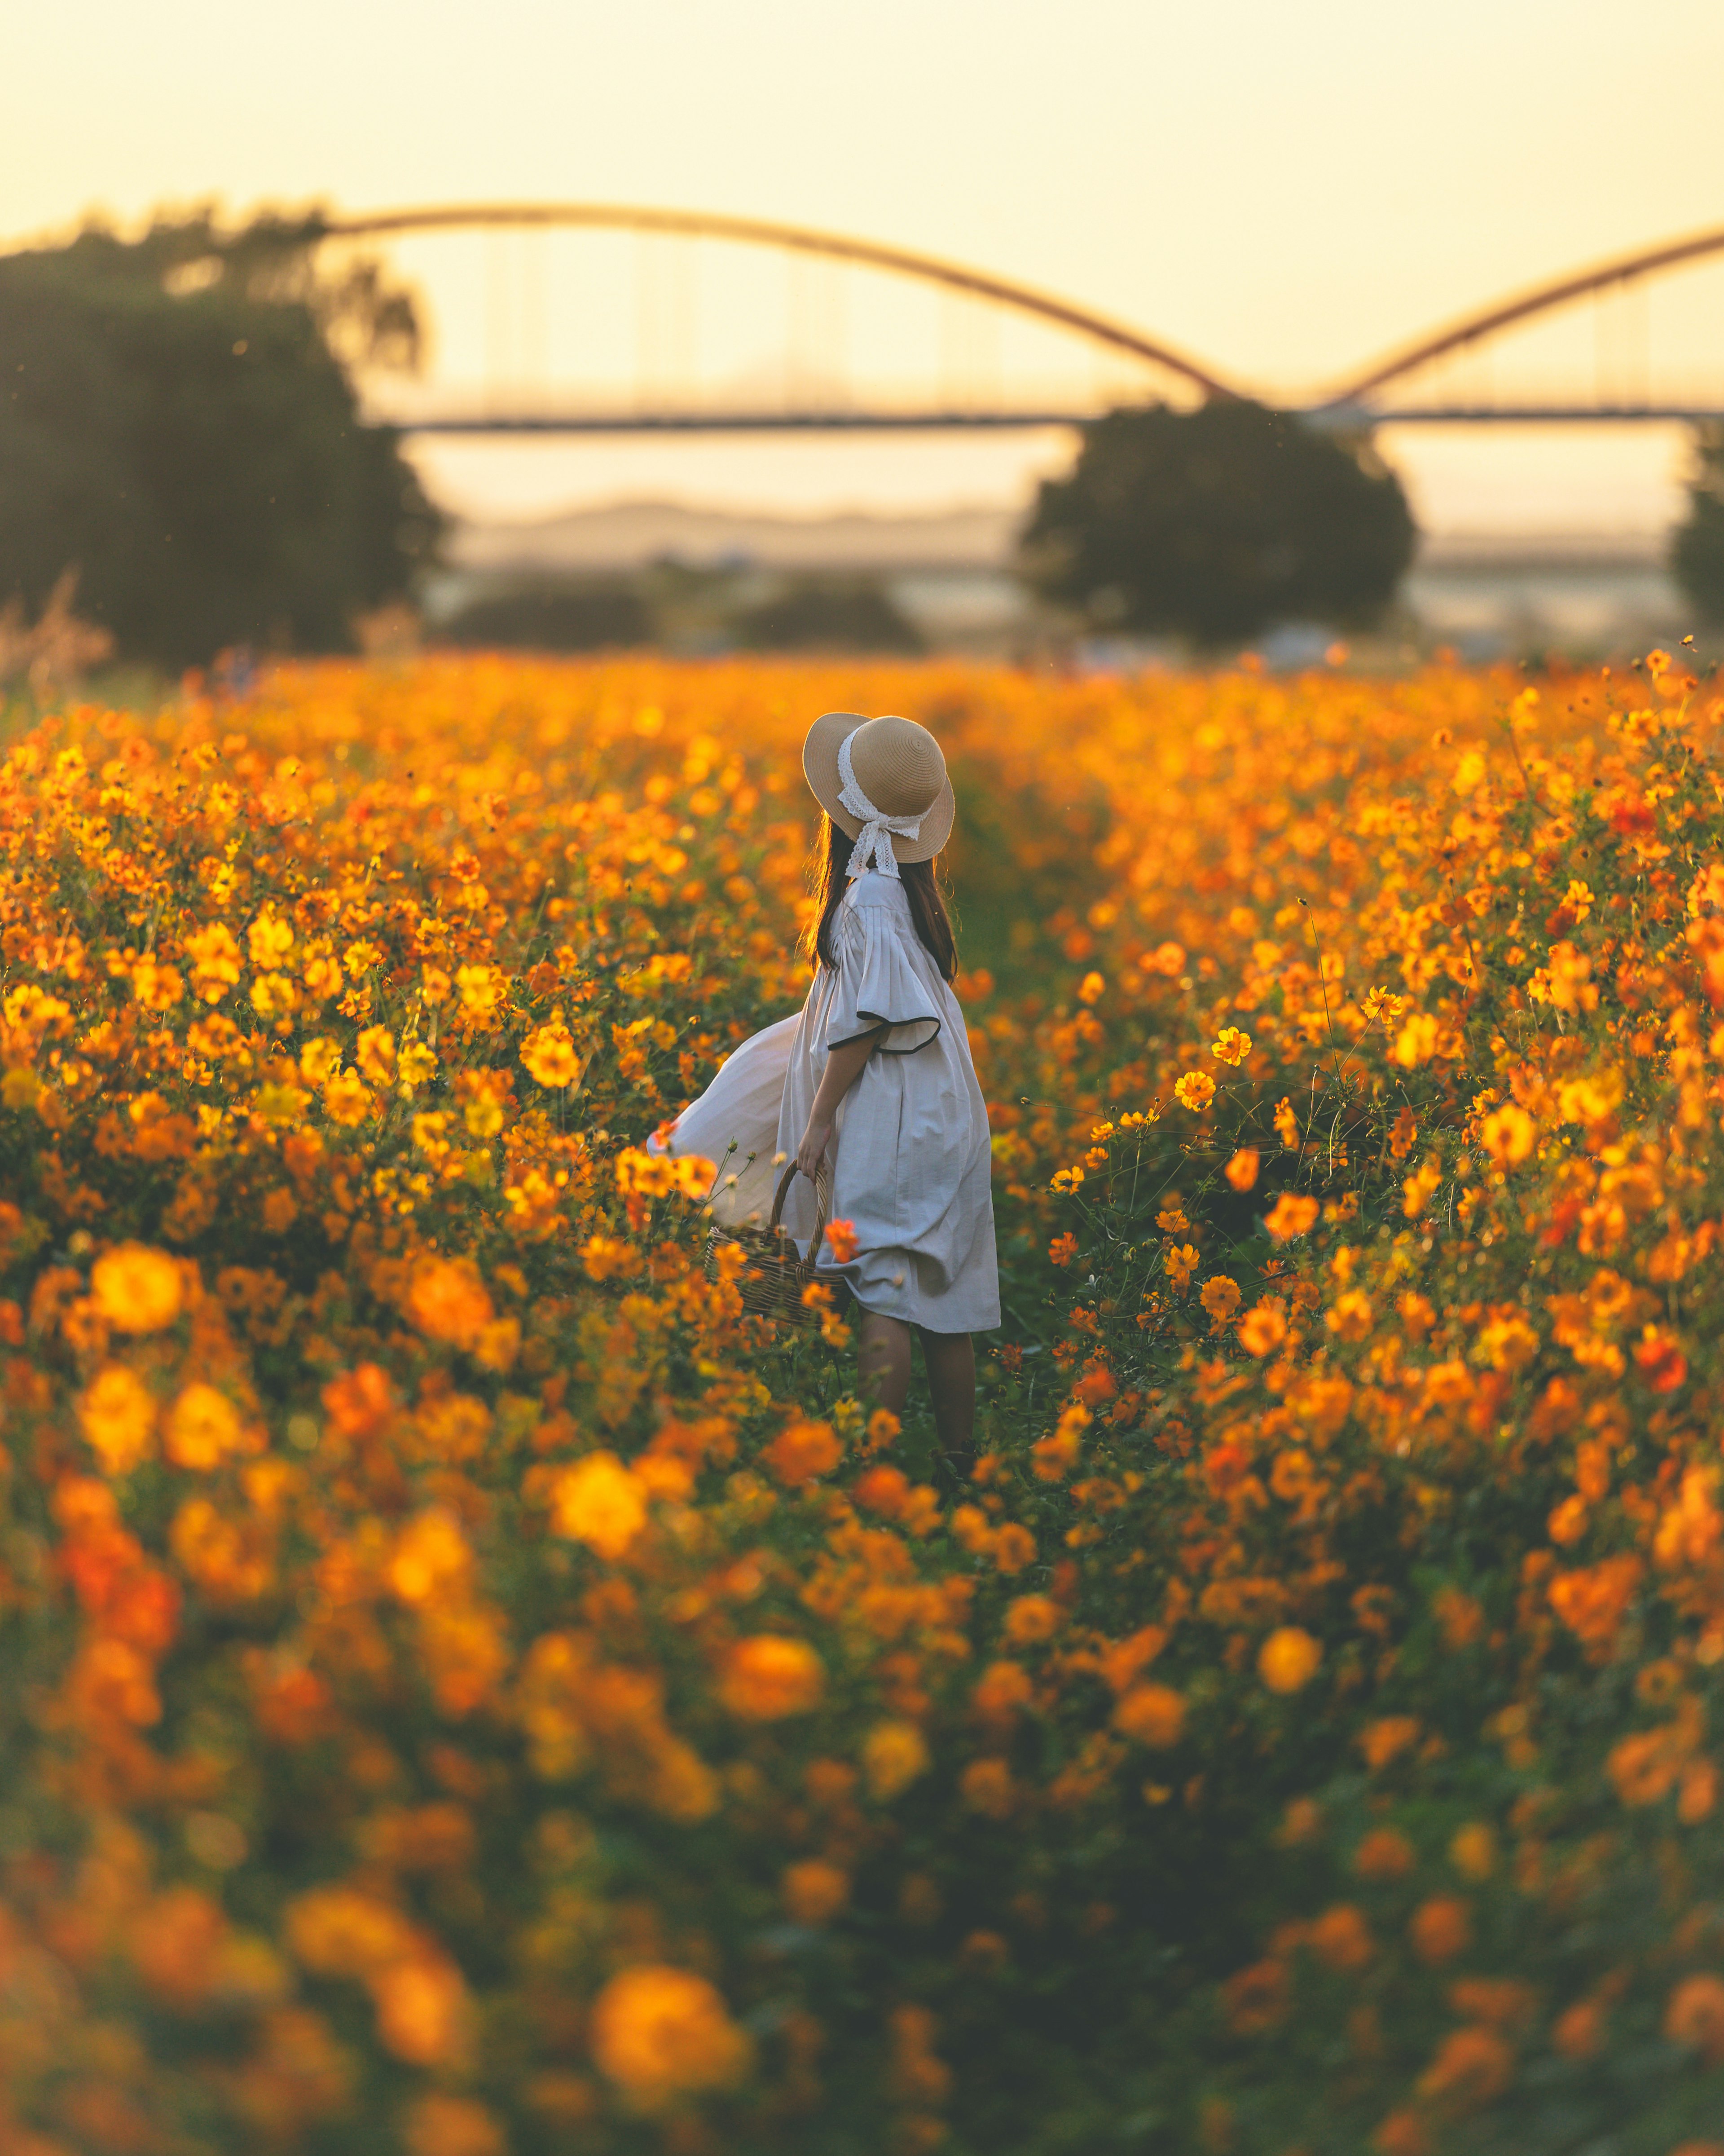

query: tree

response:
[1674,424,1724,626]
[0,215,442,669]
[1020,398,1415,647]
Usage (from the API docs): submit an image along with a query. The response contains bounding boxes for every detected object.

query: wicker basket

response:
[705,1161,831,1325]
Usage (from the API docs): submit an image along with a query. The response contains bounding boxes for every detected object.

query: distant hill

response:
[447,498,1021,575]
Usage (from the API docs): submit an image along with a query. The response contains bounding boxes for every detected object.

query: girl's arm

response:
[796,1026,884,1179]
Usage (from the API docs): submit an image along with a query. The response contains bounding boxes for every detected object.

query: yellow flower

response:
[1173,1071,1215,1112]
[522,1015,583,1089]
[322,1068,372,1126]
[398,1041,438,1091]
[91,1244,183,1333]
[1164,1243,1199,1291]
[356,1026,396,1086]
[388,1511,474,1603]
[455,964,504,1021]
[184,923,242,1003]
[589,1966,752,2105]
[1258,1627,1323,1694]
[862,1719,929,1800]
[299,1037,342,1086]
[1480,1102,1536,1167]
[79,1365,158,1474]
[1210,1027,1252,1066]
[165,1383,245,1470]
[131,958,184,1011]
[550,1452,646,1559]
[247,910,295,966]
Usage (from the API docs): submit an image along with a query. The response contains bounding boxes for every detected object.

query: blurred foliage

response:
[730,574,924,654]
[1020,399,1416,647]
[437,568,925,658]
[0,213,442,669]
[438,580,654,653]
[1674,422,1724,628]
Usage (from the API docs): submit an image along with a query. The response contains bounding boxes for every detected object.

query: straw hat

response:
[802,711,954,866]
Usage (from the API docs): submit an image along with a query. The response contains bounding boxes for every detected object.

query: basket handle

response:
[769,1159,831,1252]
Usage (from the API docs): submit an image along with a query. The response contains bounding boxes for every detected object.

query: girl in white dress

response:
[660,711,998,1449]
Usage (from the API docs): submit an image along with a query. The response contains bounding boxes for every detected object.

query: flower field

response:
[4,648,1724,2155]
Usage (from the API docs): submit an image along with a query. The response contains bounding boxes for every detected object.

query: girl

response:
[663,711,997,1449]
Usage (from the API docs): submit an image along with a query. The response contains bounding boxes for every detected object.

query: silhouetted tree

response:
[0,214,441,669]
[1020,399,1415,647]
[1674,424,1724,626]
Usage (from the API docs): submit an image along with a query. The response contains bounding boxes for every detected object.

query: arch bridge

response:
[307,204,1724,433]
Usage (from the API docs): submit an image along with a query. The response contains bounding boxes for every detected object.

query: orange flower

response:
[90,1244,182,1333]
[1408,1896,1472,1965]
[79,1365,158,1474]
[165,1384,246,1471]
[1238,1298,1289,1356]
[520,1014,583,1089]
[1223,1148,1259,1191]
[1415,2024,1513,2111]
[1003,1594,1062,1645]
[1448,1823,1497,1880]
[1210,1027,1252,1066]
[783,1860,850,1925]
[1173,1071,1216,1112]
[589,1966,752,2104]
[408,1258,495,1351]
[1222,1959,1289,2035]
[960,1757,1016,1818]
[1480,1102,1535,1167]
[822,1217,860,1264]
[862,1719,929,1799]
[549,1453,646,1559]
[1356,1716,1422,1771]
[1258,1627,1322,1694]
[1353,1829,1416,1882]
[1665,1972,1724,2062]
[1198,1276,1241,1329]
[1306,1903,1374,1973]
[764,1419,842,1484]
[1113,1684,1186,1749]
[402,2095,505,2156]
[1263,1193,1319,1242]
[1048,1232,1079,1266]
[721,1636,825,1720]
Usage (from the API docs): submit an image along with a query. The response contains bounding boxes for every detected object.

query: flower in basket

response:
[823,1219,860,1264]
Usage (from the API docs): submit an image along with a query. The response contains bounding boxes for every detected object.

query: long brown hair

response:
[802,818,958,983]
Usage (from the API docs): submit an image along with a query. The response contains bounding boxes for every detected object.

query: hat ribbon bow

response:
[837,730,923,881]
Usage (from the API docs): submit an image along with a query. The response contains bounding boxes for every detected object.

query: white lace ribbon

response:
[837,729,923,880]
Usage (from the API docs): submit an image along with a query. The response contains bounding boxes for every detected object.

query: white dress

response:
[658,871,998,1334]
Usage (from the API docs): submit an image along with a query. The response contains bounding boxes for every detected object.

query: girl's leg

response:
[858,1309,914,1417]
[917,1329,975,1456]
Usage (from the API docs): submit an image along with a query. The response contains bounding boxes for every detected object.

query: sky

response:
[9,0,1724,533]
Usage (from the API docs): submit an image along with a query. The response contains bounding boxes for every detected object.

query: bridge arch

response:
[1322,222,1724,410]
[317,201,1237,406]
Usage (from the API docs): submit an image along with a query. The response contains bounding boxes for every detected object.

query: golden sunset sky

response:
[9,0,1724,532]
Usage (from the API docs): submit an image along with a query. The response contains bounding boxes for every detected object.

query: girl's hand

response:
[797,1116,833,1181]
